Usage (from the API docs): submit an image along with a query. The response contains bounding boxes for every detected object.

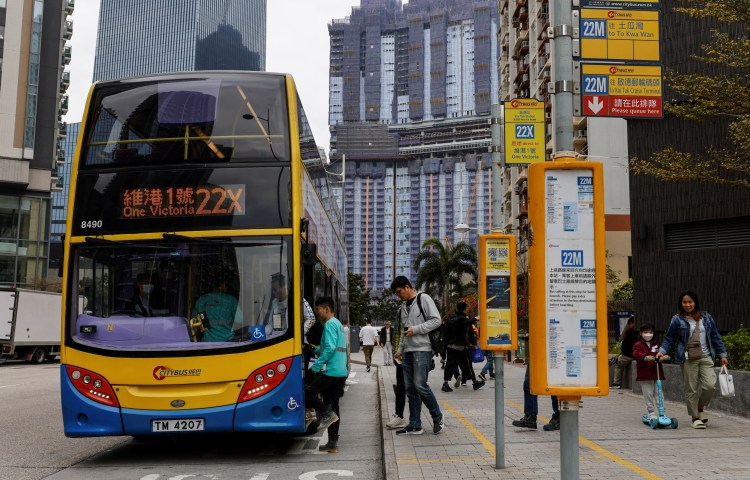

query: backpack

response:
[398,292,444,356]
[441,314,462,345]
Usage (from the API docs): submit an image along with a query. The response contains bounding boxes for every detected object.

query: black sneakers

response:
[611,383,622,389]
[433,415,444,434]
[512,415,538,429]
[543,415,560,431]
[441,383,453,392]
[473,380,485,390]
[396,425,424,435]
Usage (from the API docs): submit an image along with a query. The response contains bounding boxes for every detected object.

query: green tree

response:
[413,238,477,313]
[605,250,621,286]
[631,1,750,188]
[369,289,401,325]
[612,278,634,301]
[347,272,371,326]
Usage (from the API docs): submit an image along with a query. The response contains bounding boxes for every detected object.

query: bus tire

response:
[30,347,47,364]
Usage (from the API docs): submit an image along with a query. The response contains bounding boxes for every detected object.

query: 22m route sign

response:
[581,63,663,118]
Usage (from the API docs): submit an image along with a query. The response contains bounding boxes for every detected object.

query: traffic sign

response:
[581,0,659,9]
[479,234,517,351]
[504,99,546,164]
[580,63,663,118]
[580,9,660,62]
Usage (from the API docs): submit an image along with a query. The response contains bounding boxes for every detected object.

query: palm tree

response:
[413,238,478,313]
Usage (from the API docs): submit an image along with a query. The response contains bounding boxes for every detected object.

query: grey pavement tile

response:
[367,349,750,480]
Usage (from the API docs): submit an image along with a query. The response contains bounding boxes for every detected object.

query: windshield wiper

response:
[162,233,226,244]
[85,236,127,245]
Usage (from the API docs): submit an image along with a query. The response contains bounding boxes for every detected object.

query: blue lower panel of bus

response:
[61,367,124,437]
[233,355,306,432]
[62,356,307,437]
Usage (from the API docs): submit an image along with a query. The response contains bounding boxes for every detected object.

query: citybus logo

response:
[153,366,202,381]
[609,66,635,74]
[608,11,632,18]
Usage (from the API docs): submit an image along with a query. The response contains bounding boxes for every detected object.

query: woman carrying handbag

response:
[657,290,728,429]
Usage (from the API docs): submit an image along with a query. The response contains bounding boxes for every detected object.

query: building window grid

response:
[23,0,44,148]
[380,34,395,123]
[462,21,476,116]
[423,28,432,121]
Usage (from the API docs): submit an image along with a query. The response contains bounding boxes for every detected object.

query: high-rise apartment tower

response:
[329,0,500,292]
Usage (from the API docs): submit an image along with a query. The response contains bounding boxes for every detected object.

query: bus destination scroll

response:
[120,184,246,219]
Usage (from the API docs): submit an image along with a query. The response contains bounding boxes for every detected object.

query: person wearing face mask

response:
[632,323,665,425]
[129,273,156,316]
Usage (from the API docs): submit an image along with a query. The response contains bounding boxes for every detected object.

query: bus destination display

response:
[120,184,246,219]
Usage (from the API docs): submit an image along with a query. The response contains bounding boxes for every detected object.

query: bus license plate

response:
[151,418,204,432]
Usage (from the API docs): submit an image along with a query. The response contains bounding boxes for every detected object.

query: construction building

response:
[0,0,73,289]
[329,0,500,292]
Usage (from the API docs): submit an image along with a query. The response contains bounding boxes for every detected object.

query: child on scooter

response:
[632,323,665,424]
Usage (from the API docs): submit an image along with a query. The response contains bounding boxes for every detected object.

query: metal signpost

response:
[478,234,517,469]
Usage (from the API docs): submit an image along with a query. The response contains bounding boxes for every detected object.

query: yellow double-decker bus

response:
[60,71,347,437]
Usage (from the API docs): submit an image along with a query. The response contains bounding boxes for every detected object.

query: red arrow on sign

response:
[583,95,609,116]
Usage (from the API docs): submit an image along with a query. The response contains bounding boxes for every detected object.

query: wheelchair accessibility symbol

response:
[251,326,266,341]
[287,397,300,410]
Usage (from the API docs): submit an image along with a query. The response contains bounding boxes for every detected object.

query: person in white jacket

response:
[390,276,444,436]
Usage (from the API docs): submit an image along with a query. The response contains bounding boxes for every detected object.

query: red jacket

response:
[632,339,665,381]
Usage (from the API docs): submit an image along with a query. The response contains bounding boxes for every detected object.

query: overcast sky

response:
[63,0,358,155]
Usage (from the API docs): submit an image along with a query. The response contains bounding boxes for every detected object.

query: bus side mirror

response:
[301,243,318,267]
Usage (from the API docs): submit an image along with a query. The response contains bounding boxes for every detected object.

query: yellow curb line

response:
[437,398,664,480]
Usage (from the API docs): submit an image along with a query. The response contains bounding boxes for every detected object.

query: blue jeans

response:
[480,352,494,376]
[402,350,442,428]
[523,365,559,419]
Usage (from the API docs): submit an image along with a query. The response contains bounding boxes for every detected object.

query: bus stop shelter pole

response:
[494,352,505,468]
[490,103,505,469]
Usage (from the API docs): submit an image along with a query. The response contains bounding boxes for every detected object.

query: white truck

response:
[1,288,62,363]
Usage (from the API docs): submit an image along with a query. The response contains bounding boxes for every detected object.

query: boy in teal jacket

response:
[306,296,348,452]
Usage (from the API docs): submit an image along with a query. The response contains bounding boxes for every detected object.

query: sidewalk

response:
[350,348,750,480]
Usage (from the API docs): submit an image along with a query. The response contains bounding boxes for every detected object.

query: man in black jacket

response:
[379,320,395,366]
[440,302,484,392]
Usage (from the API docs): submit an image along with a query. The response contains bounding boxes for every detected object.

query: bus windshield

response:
[70,237,292,352]
[82,73,289,167]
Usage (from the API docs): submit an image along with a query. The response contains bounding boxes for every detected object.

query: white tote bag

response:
[718,365,735,398]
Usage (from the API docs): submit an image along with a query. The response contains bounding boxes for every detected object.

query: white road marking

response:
[299,470,353,479]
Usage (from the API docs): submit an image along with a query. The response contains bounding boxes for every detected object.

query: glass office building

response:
[0,0,69,289]
[93,0,266,82]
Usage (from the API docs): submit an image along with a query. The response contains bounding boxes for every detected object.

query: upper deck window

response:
[82,74,290,167]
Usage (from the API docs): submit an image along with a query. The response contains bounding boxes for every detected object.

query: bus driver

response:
[192,279,243,342]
